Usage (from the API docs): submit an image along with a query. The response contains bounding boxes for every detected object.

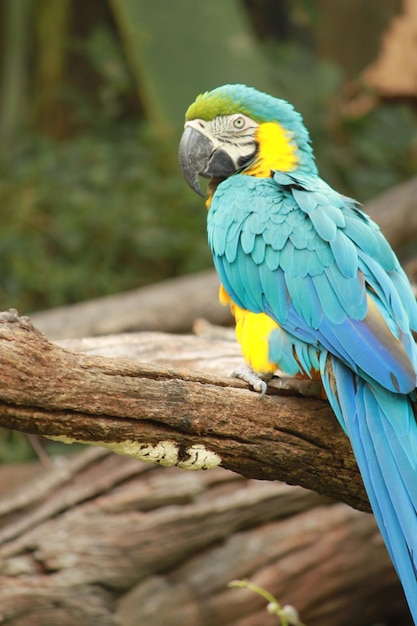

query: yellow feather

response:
[245,122,298,177]
[219,286,278,374]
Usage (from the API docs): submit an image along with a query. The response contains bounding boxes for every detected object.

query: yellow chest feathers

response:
[219,285,278,375]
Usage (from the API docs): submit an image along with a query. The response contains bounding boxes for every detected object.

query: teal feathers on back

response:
[209,170,417,391]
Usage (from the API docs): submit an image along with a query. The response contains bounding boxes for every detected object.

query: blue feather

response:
[285,273,323,328]
[324,265,367,319]
[252,234,266,265]
[309,206,338,241]
[291,186,318,213]
[311,240,333,267]
[329,229,358,278]
[216,254,247,310]
[264,245,281,271]
[235,247,263,311]
[324,358,417,617]
[264,220,292,250]
[225,226,242,263]
[268,327,304,376]
[240,224,256,254]
[259,265,289,324]
[279,240,296,273]
[311,272,347,324]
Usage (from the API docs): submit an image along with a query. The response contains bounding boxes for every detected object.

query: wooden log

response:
[29,269,232,340]
[0,309,367,511]
[365,175,417,252]
[0,309,413,623]
[0,449,411,626]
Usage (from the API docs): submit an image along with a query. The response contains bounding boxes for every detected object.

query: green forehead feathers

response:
[186,91,253,122]
[185,84,303,127]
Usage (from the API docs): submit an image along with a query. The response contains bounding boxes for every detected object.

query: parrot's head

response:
[179,84,316,197]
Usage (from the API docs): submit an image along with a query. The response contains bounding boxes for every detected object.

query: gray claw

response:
[229,366,271,397]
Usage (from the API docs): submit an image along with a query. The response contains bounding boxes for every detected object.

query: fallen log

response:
[365,175,417,252]
[29,269,232,340]
[0,449,411,626]
[0,309,366,511]
[0,309,413,623]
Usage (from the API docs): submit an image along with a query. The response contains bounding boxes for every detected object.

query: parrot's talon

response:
[229,366,271,397]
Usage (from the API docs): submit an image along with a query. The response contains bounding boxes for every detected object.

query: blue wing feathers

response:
[264,220,292,249]
[308,206,338,241]
[389,269,417,331]
[291,186,318,213]
[260,265,289,323]
[240,224,256,254]
[208,173,417,393]
[284,274,323,328]
[264,245,281,271]
[311,239,333,266]
[211,169,417,626]
[310,272,347,324]
[279,240,296,274]
[330,229,358,278]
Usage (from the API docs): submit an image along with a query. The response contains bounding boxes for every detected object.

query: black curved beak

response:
[179,126,237,197]
[178,126,213,196]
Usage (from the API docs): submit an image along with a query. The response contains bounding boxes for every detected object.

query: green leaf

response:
[108,0,271,131]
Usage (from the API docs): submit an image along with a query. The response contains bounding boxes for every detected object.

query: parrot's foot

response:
[229,367,274,397]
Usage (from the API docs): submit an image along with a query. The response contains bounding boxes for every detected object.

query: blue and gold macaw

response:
[179,84,417,620]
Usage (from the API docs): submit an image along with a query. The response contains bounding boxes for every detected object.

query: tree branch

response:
[0,451,408,626]
[0,309,367,512]
[29,269,232,339]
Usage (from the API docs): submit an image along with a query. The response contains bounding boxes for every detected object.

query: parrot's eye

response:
[232,116,245,129]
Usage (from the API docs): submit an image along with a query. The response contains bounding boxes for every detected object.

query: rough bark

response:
[0,449,412,626]
[0,308,414,623]
[0,309,367,512]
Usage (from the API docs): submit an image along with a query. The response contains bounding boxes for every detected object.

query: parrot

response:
[178,84,417,621]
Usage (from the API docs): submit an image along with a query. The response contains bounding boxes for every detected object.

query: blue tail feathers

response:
[322,354,417,620]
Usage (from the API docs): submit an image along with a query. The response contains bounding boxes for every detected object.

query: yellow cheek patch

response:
[245,122,299,177]
[219,285,278,375]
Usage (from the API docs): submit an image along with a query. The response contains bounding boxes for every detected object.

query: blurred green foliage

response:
[0,428,34,463]
[1,42,416,317]
[0,2,416,318]
[0,126,210,313]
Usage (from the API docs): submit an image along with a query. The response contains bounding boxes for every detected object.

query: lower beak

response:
[178,126,213,196]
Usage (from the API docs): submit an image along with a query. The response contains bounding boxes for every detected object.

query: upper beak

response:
[178,125,213,196]
[179,124,238,197]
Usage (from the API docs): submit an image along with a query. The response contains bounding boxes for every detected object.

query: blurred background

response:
[1,0,417,461]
